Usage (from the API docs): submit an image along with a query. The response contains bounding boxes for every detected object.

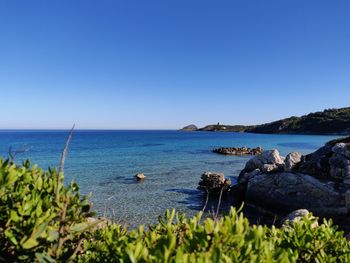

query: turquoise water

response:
[0,130,338,226]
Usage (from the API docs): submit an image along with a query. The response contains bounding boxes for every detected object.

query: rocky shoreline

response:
[198,136,350,229]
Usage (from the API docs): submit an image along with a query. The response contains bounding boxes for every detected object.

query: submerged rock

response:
[198,172,231,194]
[213,146,263,156]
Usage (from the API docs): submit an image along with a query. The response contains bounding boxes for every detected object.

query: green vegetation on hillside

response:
[194,107,350,135]
[247,107,350,134]
[1,158,350,262]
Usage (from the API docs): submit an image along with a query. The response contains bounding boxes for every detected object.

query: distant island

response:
[180,107,350,135]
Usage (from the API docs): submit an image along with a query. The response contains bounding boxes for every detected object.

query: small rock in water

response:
[135,173,146,180]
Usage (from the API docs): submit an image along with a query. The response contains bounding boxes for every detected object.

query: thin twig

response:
[68,238,85,260]
[56,124,75,201]
[201,187,210,213]
[56,197,69,259]
[215,186,224,220]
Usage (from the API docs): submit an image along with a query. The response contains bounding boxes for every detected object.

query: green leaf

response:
[21,237,39,249]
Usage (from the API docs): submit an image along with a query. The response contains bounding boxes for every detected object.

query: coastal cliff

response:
[182,107,350,135]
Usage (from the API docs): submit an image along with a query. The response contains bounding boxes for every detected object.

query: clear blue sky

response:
[0,0,349,129]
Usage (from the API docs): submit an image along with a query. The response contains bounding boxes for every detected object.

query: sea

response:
[0,130,338,227]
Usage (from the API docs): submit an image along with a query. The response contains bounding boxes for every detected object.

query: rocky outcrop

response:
[213,147,263,156]
[234,137,350,217]
[293,141,350,183]
[245,172,347,216]
[179,124,198,131]
[135,173,146,180]
[198,172,231,194]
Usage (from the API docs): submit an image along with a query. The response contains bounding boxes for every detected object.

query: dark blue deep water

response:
[0,130,337,226]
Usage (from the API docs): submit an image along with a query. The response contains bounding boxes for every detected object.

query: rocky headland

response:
[179,124,198,131]
[182,107,350,135]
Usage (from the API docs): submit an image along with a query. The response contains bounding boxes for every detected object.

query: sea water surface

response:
[0,130,338,226]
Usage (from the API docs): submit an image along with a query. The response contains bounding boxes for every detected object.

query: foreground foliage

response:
[1,158,350,262]
[0,158,93,261]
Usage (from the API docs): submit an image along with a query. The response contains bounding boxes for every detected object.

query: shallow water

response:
[0,130,338,227]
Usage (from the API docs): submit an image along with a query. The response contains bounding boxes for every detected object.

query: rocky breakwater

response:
[233,137,350,217]
[213,146,263,156]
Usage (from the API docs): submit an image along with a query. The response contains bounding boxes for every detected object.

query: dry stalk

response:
[56,124,75,201]
[201,187,210,213]
[215,186,224,220]
[56,196,69,259]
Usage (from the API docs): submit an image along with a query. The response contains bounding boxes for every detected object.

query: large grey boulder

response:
[329,143,350,184]
[293,145,333,180]
[245,172,347,216]
[293,142,350,182]
[244,149,284,172]
[332,143,350,158]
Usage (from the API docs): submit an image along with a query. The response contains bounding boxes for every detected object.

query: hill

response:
[247,107,350,135]
[186,107,350,135]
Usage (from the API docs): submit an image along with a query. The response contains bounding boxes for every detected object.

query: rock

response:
[326,136,350,147]
[213,146,263,156]
[234,141,350,220]
[198,172,231,194]
[180,124,198,131]
[329,154,350,181]
[245,172,347,216]
[293,145,333,180]
[283,209,310,223]
[281,209,318,227]
[244,149,284,172]
[135,173,146,180]
[284,152,302,172]
[332,143,350,159]
[261,164,278,173]
[293,143,350,182]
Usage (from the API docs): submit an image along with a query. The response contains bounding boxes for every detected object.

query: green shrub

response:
[78,209,350,263]
[1,157,349,262]
[0,158,94,262]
